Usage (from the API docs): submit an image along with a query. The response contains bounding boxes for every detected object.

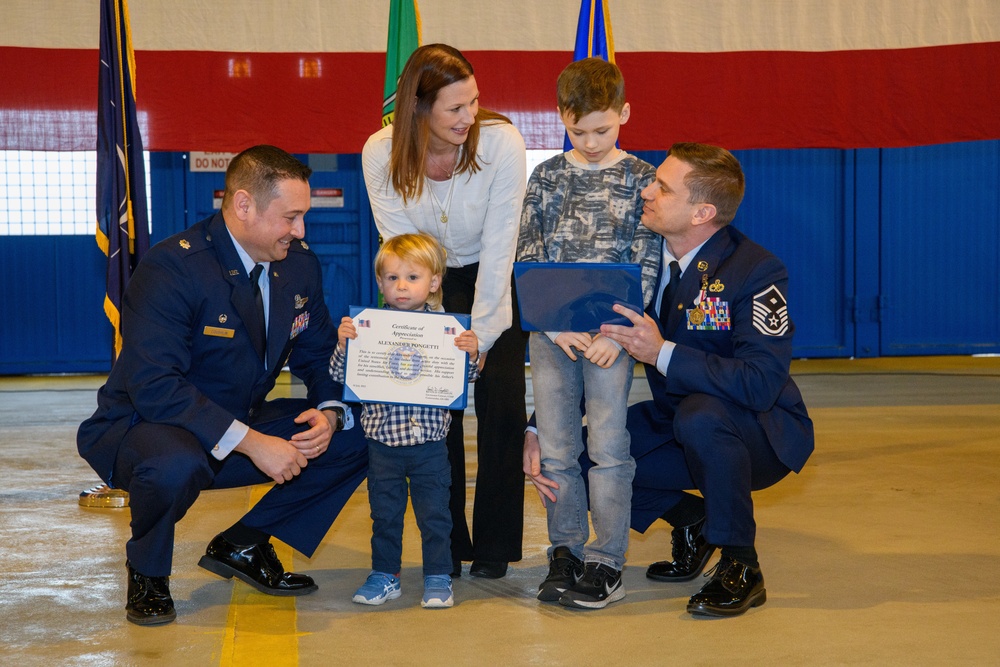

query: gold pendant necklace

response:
[429,173,457,224]
[427,147,460,224]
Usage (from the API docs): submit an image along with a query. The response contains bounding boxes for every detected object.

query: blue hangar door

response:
[877,141,1000,356]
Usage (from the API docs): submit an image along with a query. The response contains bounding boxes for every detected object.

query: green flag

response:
[382,0,421,127]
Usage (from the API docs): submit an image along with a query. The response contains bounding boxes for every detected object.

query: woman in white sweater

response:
[361,44,528,579]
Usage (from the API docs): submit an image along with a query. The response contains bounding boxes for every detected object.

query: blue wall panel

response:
[879,140,1000,355]
[734,149,851,358]
[0,236,112,373]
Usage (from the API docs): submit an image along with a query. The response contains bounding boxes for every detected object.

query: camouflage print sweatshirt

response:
[516,151,660,311]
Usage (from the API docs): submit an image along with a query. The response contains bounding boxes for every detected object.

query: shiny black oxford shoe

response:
[646,517,716,582]
[126,561,176,626]
[197,534,318,596]
[686,555,766,617]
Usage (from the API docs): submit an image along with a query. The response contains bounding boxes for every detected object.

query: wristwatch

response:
[325,406,345,432]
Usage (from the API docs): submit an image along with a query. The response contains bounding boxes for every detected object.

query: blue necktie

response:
[250,264,267,357]
[659,261,682,318]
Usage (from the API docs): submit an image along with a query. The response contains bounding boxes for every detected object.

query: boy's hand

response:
[554,332,592,361]
[583,335,620,368]
[601,305,664,365]
[455,329,480,361]
[336,316,357,351]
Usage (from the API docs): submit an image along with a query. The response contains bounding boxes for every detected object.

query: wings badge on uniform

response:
[752,285,789,336]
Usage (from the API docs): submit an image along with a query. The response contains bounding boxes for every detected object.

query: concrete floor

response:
[1,357,999,665]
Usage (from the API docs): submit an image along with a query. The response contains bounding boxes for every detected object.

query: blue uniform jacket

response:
[78,213,342,483]
[635,224,814,474]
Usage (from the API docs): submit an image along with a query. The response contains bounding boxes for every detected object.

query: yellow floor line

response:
[219,484,302,667]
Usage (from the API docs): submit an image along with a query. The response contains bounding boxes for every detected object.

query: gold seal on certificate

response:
[342,307,472,409]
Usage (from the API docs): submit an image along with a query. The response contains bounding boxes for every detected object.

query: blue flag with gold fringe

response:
[97,0,149,361]
[565,0,616,151]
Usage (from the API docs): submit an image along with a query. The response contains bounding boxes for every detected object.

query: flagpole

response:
[375,0,421,307]
[80,0,150,509]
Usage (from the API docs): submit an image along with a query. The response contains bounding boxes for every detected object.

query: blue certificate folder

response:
[342,306,472,410]
[513,262,643,333]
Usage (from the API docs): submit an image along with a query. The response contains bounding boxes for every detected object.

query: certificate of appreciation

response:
[342,306,473,409]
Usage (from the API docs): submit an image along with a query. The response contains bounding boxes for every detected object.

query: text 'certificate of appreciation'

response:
[343,307,472,409]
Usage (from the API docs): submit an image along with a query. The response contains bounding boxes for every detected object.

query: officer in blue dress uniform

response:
[78,145,368,625]
[525,143,813,617]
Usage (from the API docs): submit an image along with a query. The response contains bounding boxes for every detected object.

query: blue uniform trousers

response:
[113,399,368,576]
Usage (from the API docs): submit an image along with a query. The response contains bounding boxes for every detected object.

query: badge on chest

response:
[687,274,731,330]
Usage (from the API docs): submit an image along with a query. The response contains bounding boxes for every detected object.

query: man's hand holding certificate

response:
[339,307,475,409]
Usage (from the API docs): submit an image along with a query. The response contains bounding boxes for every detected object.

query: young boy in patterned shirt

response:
[517,57,659,609]
[330,232,479,609]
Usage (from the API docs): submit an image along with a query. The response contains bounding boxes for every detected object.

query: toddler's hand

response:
[455,329,480,361]
[336,316,358,351]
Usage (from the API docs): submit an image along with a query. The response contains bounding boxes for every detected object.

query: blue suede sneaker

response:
[421,574,454,608]
[352,571,401,605]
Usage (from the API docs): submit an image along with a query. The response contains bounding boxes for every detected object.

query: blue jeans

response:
[529,333,636,569]
[367,438,452,576]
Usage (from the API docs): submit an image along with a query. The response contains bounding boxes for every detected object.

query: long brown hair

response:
[389,43,511,204]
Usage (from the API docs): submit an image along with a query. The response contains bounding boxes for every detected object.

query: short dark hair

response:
[222,145,312,211]
[668,143,745,226]
[556,58,625,123]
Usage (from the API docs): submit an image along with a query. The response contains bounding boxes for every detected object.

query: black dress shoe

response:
[197,534,318,596]
[126,561,176,626]
[686,555,766,617]
[646,516,716,582]
[469,560,508,579]
[451,560,463,578]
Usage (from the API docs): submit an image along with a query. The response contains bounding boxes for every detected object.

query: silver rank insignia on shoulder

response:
[300,240,309,250]
[294,294,308,309]
[752,285,789,336]
[219,314,228,323]
[179,239,191,249]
